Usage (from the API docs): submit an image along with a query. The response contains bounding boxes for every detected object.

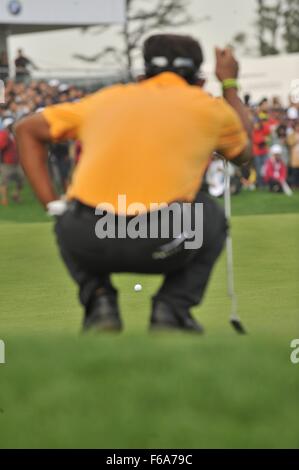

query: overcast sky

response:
[9,0,257,73]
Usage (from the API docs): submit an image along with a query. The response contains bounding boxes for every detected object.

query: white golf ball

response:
[134,284,142,292]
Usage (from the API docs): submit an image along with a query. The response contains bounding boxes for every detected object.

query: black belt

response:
[68,200,136,220]
[68,199,97,216]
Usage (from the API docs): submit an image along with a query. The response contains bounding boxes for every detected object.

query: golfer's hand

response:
[215,47,239,82]
[47,200,68,217]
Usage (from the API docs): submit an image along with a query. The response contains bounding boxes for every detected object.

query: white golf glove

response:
[47,200,68,217]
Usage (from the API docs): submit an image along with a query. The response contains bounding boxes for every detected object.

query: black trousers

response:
[55,192,227,313]
[292,168,299,188]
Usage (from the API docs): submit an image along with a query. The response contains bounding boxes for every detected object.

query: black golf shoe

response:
[150,301,204,334]
[83,293,123,333]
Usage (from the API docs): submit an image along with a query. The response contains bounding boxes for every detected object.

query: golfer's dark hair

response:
[143,34,204,84]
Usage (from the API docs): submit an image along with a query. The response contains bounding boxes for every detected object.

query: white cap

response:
[48,79,60,87]
[2,117,14,129]
[271,144,283,155]
[58,83,69,93]
[287,107,299,120]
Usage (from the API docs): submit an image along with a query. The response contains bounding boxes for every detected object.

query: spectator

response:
[0,51,9,82]
[268,108,281,134]
[287,121,299,188]
[272,124,289,166]
[264,145,287,193]
[244,93,251,108]
[206,157,242,197]
[252,118,271,187]
[272,96,282,110]
[49,142,72,192]
[0,107,6,129]
[14,49,38,84]
[0,117,24,205]
[287,97,299,122]
[206,157,226,198]
[240,163,256,191]
[258,97,269,120]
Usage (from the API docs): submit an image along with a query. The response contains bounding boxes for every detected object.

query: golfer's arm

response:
[15,114,57,208]
[223,88,253,167]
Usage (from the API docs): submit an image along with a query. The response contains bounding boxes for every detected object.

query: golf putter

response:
[223,161,247,335]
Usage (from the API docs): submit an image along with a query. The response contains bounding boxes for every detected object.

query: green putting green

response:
[0,188,298,448]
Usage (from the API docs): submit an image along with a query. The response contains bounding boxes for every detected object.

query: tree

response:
[255,0,282,56]
[282,0,299,53]
[229,33,254,56]
[74,0,210,78]
[232,0,299,57]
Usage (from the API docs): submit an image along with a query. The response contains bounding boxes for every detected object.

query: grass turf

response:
[0,187,298,448]
[1,185,299,223]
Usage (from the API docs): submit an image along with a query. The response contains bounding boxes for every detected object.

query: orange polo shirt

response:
[43,73,247,214]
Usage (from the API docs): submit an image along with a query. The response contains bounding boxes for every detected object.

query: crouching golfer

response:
[16,35,252,333]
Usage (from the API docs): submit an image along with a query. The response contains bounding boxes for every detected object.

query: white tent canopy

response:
[204,53,299,105]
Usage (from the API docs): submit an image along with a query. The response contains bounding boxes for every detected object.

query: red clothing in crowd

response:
[0,129,19,165]
[252,123,271,157]
[268,117,280,132]
[264,157,287,184]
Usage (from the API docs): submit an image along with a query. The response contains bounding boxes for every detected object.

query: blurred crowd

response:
[0,78,86,205]
[204,95,299,197]
[0,76,299,206]
[249,96,299,188]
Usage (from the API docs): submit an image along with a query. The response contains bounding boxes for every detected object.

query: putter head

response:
[230,318,247,335]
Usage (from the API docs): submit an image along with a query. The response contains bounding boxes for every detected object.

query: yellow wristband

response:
[222,78,239,90]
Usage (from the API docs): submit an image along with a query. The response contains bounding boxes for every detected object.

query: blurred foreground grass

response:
[0,187,298,448]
